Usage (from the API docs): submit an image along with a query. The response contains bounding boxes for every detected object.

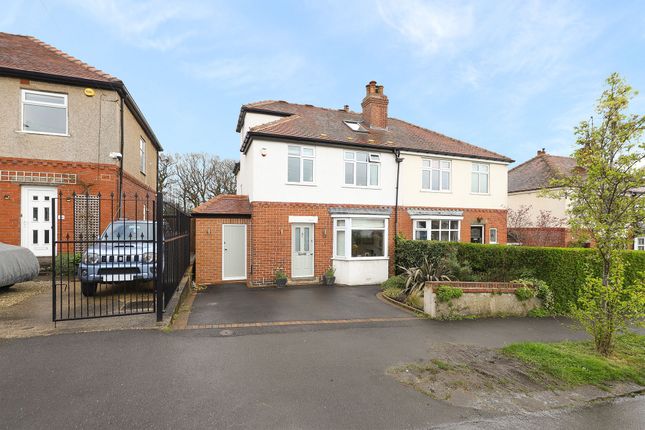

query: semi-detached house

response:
[0,32,161,258]
[194,81,513,287]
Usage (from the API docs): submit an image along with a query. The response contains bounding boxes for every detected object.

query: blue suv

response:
[78,220,156,297]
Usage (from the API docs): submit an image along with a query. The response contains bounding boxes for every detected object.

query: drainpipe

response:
[117,95,125,217]
[393,149,404,236]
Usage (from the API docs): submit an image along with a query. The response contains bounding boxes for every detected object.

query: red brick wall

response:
[194,217,251,285]
[0,156,156,247]
[508,227,572,247]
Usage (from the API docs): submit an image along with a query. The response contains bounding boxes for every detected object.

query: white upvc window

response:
[490,227,498,244]
[21,89,68,135]
[471,162,490,194]
[333,217,388,259]
[288,145,315,183]
[422,158,451,191]
[635,237,645,251]
[413,219,460,242]
[139,137,146,174]
[344,151,380,187]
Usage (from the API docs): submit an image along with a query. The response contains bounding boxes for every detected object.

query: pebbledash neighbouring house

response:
[194,81,513,287]
[0,32,161,258]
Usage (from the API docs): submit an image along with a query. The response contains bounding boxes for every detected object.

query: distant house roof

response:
[0,32,162,151]
[192,195,251,218]
[237,100,513,163]
[508,152,578,193]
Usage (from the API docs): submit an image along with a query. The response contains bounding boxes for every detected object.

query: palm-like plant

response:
[399,256,453,297]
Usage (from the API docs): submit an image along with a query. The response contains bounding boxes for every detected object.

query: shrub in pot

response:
[322,265,336,286]
[275,268,288,288]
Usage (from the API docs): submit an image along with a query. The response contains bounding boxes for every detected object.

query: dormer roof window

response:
[343,120,367,132]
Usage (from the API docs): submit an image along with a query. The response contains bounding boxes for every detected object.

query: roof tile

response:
[192,195,251,216]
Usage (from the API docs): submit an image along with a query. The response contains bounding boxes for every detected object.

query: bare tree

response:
[507,205,567,246]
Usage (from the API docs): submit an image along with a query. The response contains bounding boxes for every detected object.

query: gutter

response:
[242,131,514,163]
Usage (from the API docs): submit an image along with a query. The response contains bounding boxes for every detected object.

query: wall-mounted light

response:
[261,147,268,157]
[3,194,10,200]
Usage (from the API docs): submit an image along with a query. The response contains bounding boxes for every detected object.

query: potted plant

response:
[275,268,288,288]
[322,265,336,286]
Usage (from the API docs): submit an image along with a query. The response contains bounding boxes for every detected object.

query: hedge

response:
[395,239,645,313]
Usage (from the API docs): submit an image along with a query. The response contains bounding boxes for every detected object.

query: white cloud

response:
[183,54,306,91]
[63,0,215,50]
[376,0,474,54]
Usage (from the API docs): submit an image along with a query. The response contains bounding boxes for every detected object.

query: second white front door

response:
[292,223,314,278]
[222,224,247,280]
[21,186,57,257]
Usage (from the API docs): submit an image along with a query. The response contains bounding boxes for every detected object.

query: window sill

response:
[16,130,69,137]
[285,182,317,187]
[341,185,381,190]
[470,192,491,196]
[420,189,452,194]
[332,256,389,262]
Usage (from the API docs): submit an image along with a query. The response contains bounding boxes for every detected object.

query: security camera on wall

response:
[109,152,123,160]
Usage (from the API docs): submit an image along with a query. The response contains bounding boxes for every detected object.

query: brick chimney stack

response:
[537,148,546,156]
[361,81,388,129]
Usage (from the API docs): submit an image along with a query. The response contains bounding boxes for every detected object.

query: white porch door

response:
[292,224,314,278]
[21,186,57,257]
[222,224,246,280]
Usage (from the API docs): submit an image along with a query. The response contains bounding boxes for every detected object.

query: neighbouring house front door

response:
[470,225,484,244]
[292,223,314,278]
[222,224,246,280]
[21,186,57,257]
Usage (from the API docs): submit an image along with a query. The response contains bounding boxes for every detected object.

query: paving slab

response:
[187,283,411,326]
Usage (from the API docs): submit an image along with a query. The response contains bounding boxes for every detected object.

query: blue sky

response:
[3,0,645,164]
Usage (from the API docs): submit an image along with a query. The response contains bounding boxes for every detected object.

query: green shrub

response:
[54,252,81,275]
[395,239,645,313]
[380,275,405,291]
[513,278,555,312]
[515,286,535,301]
[405,291,424,310]
[436,285,463,302]
[383,286,405,301]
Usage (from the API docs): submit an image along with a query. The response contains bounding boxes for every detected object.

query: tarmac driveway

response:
[186,283,411,327]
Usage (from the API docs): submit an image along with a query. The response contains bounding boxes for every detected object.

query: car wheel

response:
[81,282,97,297]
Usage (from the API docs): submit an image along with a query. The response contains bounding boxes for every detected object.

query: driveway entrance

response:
[186,284,411,327]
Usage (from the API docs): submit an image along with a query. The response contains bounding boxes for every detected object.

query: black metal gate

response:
[51,192,190,322]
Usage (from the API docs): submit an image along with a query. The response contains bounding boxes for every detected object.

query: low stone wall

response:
[423,281,541,319]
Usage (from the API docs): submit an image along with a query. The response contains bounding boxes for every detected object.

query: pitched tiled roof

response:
[192,195,251,217]
[0,32,119,84]
[239,101,513,163]
[509,153,578,193]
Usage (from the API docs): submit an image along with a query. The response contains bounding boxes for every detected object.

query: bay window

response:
[471,162,489,193]
[422,159,451,191]
[287,145,314,183]
[334,217,387,258]
[344,151,380,187]
[413,219,460,242]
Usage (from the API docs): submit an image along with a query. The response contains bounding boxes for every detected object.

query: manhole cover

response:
[219,329,233,336]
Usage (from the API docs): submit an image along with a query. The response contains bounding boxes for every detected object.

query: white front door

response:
[292,223,314,278]
[222,224,246,280]
[21,186,57,257]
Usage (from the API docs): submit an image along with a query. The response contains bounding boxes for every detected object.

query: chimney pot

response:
[537,148,546,155]
[343,104,349,112]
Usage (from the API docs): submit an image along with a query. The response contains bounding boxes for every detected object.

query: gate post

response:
[155,192,164,322]
[51,197,57,322]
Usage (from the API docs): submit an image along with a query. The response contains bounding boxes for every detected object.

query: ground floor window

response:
[413,219,460,242]
[334,217,387,258]
[635,237,645,251]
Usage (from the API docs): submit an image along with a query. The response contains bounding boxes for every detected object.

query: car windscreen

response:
[102,223,154,241]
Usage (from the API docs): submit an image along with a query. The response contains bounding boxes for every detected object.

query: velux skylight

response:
[343,120,367,132]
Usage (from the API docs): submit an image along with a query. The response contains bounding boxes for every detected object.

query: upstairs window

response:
[287,145,314,183]
[139,138,146,174]
[471,162,489,194]
[344,151,380,187]
[422,159,451,191]
[21,89,68,135]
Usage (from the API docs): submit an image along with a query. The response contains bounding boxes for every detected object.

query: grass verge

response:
[502,333,645,388]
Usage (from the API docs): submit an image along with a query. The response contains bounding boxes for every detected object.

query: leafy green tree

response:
[548,73,645,355]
